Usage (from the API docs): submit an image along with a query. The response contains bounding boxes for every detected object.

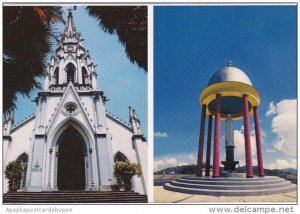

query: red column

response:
[205,114,213,176]
[213,94,221,177]
[253,106,264,177]
[243,95,253,178]
[196,104,207,176]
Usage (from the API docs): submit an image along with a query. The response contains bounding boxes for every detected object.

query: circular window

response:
[64,103,78,114]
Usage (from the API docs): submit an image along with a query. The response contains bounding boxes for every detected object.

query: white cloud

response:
[266,159,296,170]
[154,154,196,171]
[266,102,276,116]
[233,128,258,166]
[268,99,296,158]
[154,131,168,138]
[266,149,276,153]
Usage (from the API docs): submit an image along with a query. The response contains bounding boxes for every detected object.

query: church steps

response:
[3,191,147,203]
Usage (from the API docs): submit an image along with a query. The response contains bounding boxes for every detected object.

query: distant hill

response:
[282,168,297,175]
[154,164,199,175]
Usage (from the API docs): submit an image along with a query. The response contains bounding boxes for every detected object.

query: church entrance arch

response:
[56,126,86,190]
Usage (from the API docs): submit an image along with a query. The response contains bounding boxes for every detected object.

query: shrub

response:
[113,160,141,191]
[5,161,22,191]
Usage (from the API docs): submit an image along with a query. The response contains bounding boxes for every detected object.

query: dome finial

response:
[228,59,232,67]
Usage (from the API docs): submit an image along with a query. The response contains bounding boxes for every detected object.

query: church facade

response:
[3,11,148,195]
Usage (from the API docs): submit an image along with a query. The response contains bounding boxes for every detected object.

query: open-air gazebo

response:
[196,61,264,178]
[163,62,296,196]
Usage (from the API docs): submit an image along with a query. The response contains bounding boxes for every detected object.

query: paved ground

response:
[154,186,297,203]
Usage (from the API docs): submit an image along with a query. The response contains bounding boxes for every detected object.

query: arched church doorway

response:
[57,126,86,190]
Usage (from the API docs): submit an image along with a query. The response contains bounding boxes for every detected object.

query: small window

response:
[114,152,128,162]
[54,68,59,84]
[64,103,78,114]
[66,63,75,83]
[82,67,88,85]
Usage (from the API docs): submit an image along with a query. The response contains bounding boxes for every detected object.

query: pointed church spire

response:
[129,106,142,135]
[64,9,77,37]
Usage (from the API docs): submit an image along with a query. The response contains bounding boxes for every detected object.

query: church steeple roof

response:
[64,9,77,37]
[44,10,98,90]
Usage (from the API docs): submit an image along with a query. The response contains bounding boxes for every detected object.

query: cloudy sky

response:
[154,6,297,171]
[13,6,148,138]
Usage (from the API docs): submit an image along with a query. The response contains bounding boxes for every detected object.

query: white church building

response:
[3,10,148,195]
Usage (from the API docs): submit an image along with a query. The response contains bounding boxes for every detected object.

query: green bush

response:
[5,161,22,191]
[113,160,141,191]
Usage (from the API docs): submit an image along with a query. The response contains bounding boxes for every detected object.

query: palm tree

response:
[3,6,147,116]
[3,6,64,115]
[86,6,147,71]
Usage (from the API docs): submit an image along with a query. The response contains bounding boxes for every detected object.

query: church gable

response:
[46,82,94,137]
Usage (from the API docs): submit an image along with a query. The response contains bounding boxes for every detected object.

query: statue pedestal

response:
[221,145,239,171]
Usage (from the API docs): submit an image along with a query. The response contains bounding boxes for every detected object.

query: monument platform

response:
[164,175,297,196]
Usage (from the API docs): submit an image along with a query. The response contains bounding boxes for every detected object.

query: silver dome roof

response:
[208,66,252,86]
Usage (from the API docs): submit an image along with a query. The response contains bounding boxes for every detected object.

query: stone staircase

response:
[3,191,148,203]
[164,175,297,196]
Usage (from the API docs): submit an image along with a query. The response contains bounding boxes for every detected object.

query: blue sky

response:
[13,6,148,138]
[154,6,297,170]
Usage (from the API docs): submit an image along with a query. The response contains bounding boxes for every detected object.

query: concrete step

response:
[164,182,297,196]
[3,191,148,203]
[176,177,287,186]
[164,176,297,196]
[182,175,284,182]
[5,191,140,195]
[170,180,292,190]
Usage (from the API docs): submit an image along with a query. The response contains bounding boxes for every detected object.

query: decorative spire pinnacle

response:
[64,8,77,36]
[228,59,232,67]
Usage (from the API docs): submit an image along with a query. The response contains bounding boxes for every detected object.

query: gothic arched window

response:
[16,153,28,189]
[82,67,88,85]
[114,152,128,163]
[54,67,59,84]
[66,63,76,83]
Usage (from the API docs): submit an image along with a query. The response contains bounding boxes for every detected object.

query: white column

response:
[93,93,107,133]
[47,149,53,189]
[59,58,65,84]
[44,73,50,90]
[77,58,83,84]
[3,137,11,164]
[53,151,59,190]
[26,136,46,192]
[38,95,47,133]
[84,153,89,190]
[132,137,148,195]
[95,134,113,190]
[91,72,97,89]
[89,148,97,191]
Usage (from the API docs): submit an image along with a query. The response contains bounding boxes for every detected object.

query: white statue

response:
[225,114,234,146]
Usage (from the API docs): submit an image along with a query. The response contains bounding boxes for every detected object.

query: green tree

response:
[3,6,147,116]
[113,160,141,191]
[3,6,64,115]
[5,161,23,191]
[86,6,147,71]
